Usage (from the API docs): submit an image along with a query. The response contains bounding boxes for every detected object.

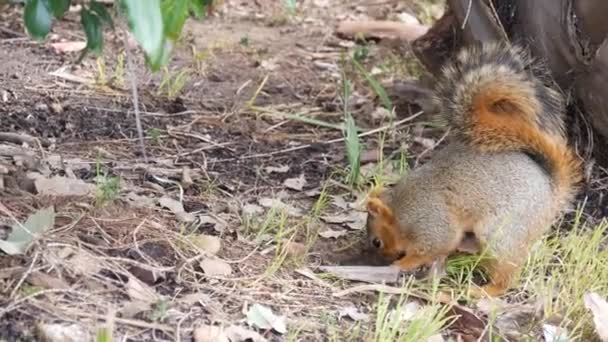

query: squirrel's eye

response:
[372,237,383,249]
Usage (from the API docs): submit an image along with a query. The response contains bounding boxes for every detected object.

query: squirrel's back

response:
[388,142,553,261]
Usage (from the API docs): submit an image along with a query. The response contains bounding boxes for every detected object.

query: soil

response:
[0,0,603,341]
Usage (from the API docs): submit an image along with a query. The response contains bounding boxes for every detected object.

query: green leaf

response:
[47,0,70,19]
[162,0,189,41]
[121,0,165,71]
[351,58,393,111]
[246,304,287,334]
[90,0,114,28]
[81,9,103,54]
[24,0,53,40]
[0,207,55,255]
[189,0,204,19]
[344,112,361,185]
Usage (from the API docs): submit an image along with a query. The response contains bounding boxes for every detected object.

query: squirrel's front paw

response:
[391,254,435,271]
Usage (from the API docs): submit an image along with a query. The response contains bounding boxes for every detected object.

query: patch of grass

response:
[95,56,107,86]
[21,285,44,296]
[94,157,120,206]
[147,127,162,144]
[352,44,369,63]
[191,45,213,76]
[340,54,362,188]
[148,299,170,322]
[522,208,608,340]
[351,57,393,111]
[157,67,190,99]
[111,52,125,88]
[371,285,452,341]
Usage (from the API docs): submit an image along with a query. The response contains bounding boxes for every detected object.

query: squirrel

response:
[365,42,583,297]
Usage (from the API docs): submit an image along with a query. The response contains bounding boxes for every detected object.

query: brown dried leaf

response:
[283,174,307,191]
[50,41,86,53]
[191,234,221,255]
[265,165,290,174]
[34,175,95,196]
[200,258,232,277]
[158,196,195,222]
[193,325,229,342]
[318,229,348,239]
[258,197,303,217]
[126,277,159,304]
[339,306,370,322]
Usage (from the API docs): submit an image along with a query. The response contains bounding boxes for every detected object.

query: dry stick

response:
[213,110,423,163]
[332,283,453,304]
[123,26,148,163]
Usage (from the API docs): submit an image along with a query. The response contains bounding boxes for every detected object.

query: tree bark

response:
[411,0,608,165]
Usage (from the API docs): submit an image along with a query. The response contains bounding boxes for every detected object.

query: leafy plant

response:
[340,54,362,187]
[351,57,393,111]
[157,67,190,98]
[19,0,215,71]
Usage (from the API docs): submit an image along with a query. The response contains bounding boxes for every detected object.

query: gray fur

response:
[386,142,553,264]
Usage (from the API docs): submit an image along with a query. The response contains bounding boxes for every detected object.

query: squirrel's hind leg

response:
[470,259,521,298]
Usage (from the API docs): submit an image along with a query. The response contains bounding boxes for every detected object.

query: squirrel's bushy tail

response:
[435,42,582,209]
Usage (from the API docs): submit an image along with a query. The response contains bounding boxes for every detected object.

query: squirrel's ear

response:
[367,198,394,220]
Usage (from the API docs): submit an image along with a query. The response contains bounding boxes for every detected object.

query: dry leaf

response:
[126,277,159,304]
[246,303,287,334]
[199,215,226,233]
[193,325,229,342]
[66,249,102,275]
[178,293,210,306]
[331,195,348,210]
[200,258,232,277]
[120,300,152,318]
[265,165,290,174]
[321,211,366,230]
[191,234,221,255]
[50,41,86,53]
[158,196,195,222]
[27,271,69,289]
[543,324,569,342]
[0,206,55,255]
[225,325,268,342]
[260,59,279,71]
[427,334,445,342]
[388,302,420,322]
[584,292,608,341]
[194,324,267,342]
[36,323,91,342]
[318,229,348,239]
[124,192,156,209]
[476,298,544,341]
[339,306,370,322]
[31,176,81,197]
[242,203,264,216]
[258,197,303,217]
[283,174,307,191]
[397,12,420,25]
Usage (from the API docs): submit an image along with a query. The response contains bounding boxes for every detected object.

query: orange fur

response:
[470,82,583,205]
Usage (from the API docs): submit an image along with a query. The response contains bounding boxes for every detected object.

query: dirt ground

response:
[0,1,605,341]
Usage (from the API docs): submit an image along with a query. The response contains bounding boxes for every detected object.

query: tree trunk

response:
[411,0,608,166]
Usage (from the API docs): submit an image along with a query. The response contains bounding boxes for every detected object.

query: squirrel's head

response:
[365,186,409,262]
